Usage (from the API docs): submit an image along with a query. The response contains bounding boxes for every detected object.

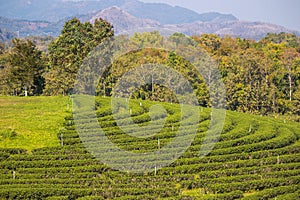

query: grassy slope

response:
[0,96,69,151]
[0,96,298,152]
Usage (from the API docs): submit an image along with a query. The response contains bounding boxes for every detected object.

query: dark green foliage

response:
[44,18,114,96]
[0,38,45,95]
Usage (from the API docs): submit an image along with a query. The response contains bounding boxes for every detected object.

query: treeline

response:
[0,17,299,119]
[193,33,300,118]
[99,32,300,120]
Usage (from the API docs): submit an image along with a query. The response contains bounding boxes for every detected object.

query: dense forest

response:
[0,18,299,120]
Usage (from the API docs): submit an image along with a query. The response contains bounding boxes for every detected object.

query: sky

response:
[139,0,300,31]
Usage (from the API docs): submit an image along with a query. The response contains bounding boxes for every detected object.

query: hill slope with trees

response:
[0,18,299,120]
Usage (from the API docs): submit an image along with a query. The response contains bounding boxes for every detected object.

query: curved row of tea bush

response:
[0,97,299,199]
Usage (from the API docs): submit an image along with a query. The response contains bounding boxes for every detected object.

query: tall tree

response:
[5,39,45,96]
[44,18,114,95]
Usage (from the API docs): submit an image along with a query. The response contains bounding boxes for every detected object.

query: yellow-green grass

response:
[0,96,69,151]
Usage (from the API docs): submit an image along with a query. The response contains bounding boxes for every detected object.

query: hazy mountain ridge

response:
[0,0,126,22]
[82,7,300,39]
[0,0,234,24]
[118,0,235,24]
[163,20,299,40]
[0,16,52,38]
[0,0,299,42]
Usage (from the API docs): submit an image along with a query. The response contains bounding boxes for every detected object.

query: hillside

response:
[0,96,69,150]
[0,16,52,38]
[89,6,160,34]
[0,96,299,199]
[118,0,237,24]
[87,7,299,39]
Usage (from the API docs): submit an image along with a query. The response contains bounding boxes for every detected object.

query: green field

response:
[0,96,299,199]
[0,96,69,151]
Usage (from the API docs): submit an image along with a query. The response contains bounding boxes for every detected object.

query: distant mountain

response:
[198,12,238,23]
[119,0,237,24]
[163,20,300,40]
[0,16,52,38]
[89,6,160,34]
[0,0,238,24]
[0,1,299,42]
[84,7,300,39]
[0,0,124,22]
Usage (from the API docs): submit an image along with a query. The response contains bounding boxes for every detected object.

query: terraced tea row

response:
[0,97,299,199]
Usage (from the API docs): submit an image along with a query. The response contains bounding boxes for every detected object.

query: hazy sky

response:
[139,0,300,31]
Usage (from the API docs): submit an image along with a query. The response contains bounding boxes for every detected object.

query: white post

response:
[12,171,16,179]
[158,138,160,150]
[24,86,28,97]
[61,133,64,147]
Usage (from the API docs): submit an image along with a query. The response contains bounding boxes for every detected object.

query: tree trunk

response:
[151,74,154,100]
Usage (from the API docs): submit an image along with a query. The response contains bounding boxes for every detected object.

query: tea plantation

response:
[0,97,299,199]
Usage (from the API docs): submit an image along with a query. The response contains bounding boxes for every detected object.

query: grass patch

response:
[0,96,69,151]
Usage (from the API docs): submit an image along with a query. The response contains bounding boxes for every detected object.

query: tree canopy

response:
[44,18,114,95]
[0,38,45,96]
